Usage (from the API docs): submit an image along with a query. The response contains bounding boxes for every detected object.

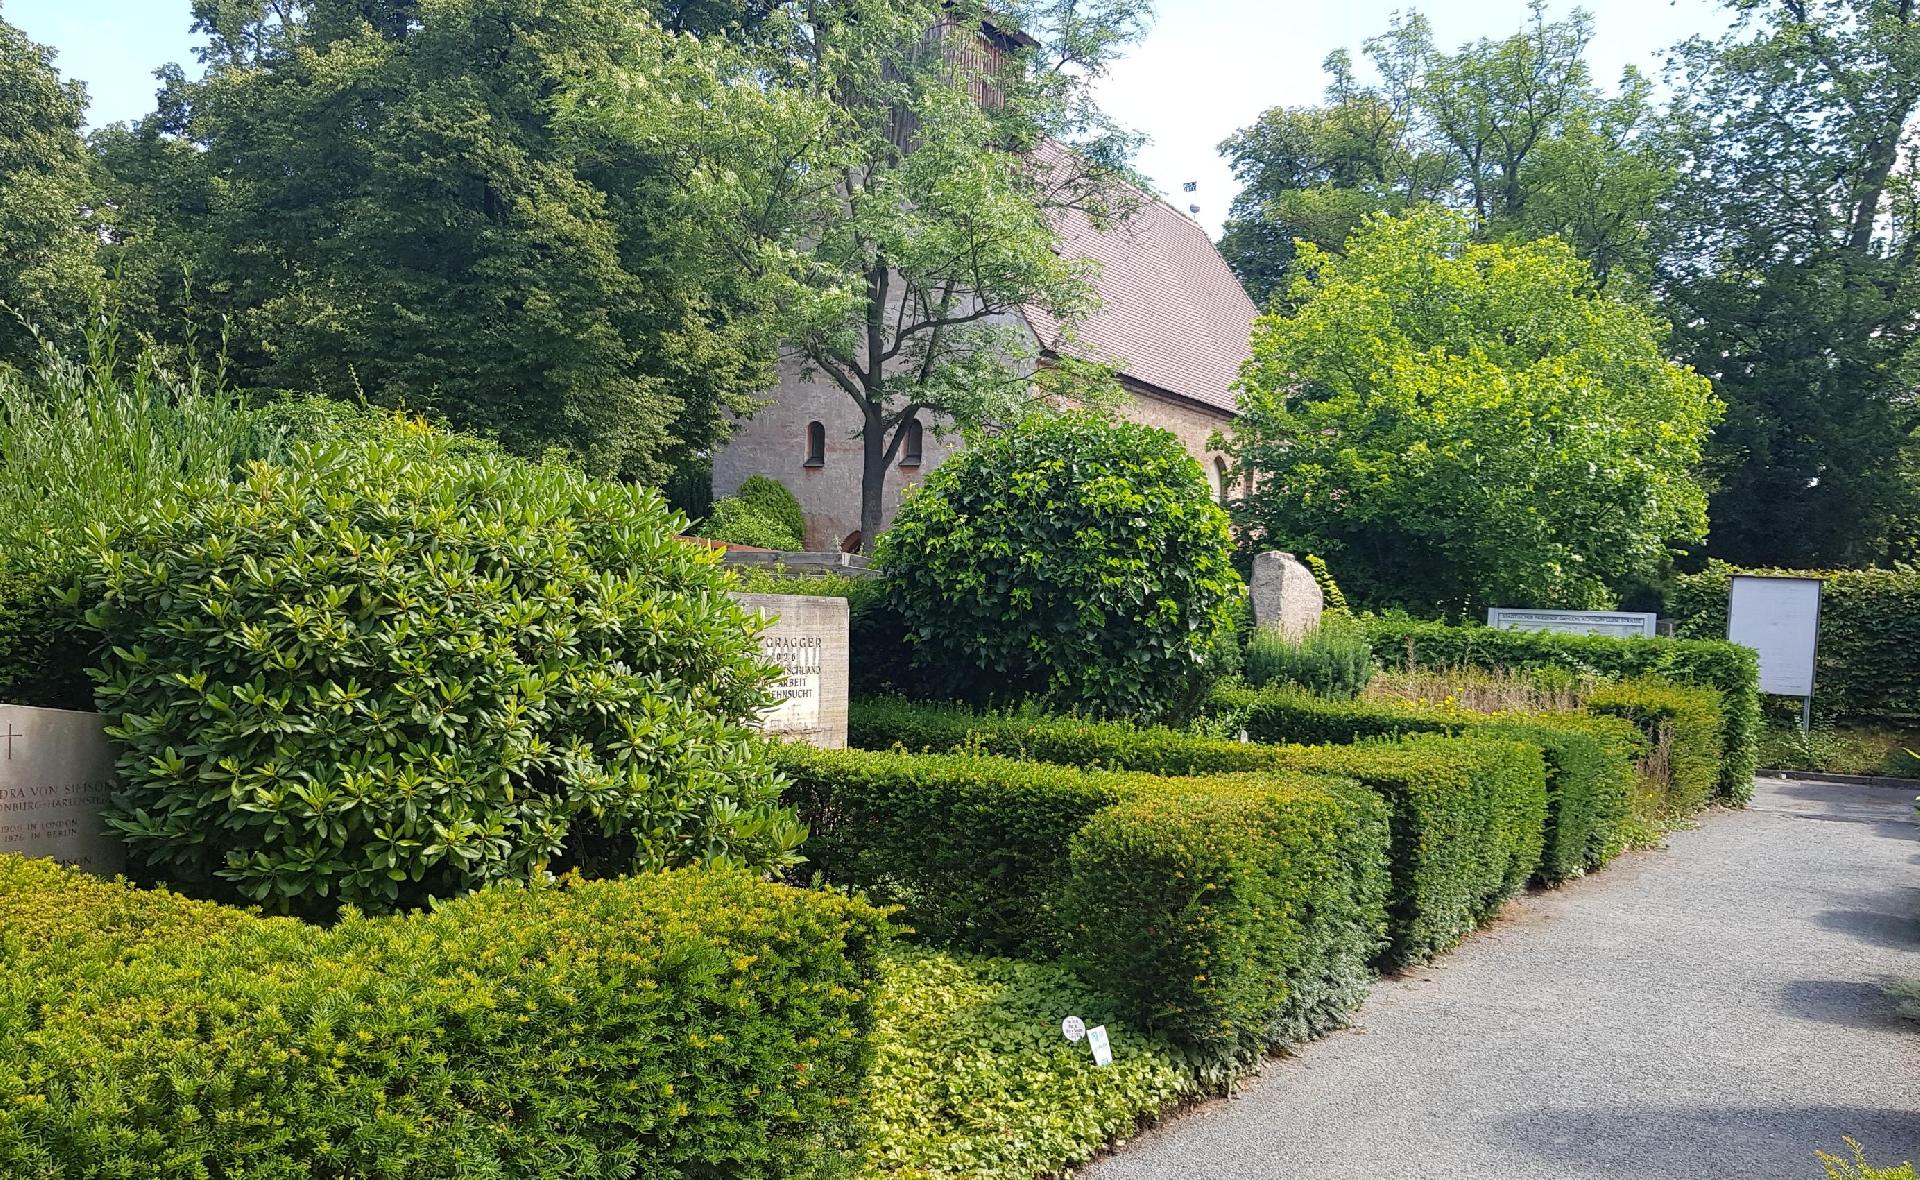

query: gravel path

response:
[1087,779,1920,1180]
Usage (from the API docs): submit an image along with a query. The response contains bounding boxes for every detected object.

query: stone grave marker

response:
[1249,551,1324,640]
[0,704,124,875]
[732,593,850,748]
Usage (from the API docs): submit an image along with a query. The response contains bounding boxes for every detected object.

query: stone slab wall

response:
[733,593,851,749]
[0,704,123,876]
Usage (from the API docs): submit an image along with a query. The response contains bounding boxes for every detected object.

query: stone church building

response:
[711,169,1259,554]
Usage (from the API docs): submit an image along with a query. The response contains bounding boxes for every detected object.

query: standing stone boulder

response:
[1249,551,1324,640]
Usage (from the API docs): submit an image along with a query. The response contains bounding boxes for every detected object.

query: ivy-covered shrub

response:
[1360,616,1759,802]
[84,439,802,914]
[0,856,890,1180]
[1673,560,1920,720]
[1059,775,1389,1059]
[772,745,1390,1062]
[1244,617,1376,698]
[1207,686,1640,882]
[737,475,807,545]
[877,412,1241,722]
[1586,678,1725,814]
[842,699,1546,968]
[701,495,804,549]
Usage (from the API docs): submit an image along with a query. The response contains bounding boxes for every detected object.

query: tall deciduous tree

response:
[96,0,793,480]
[1230,208,1720,614]
[1220,3,1673,301]
[0,12,102,369]
[574,0,1148,550]
[1661,0,1920,567]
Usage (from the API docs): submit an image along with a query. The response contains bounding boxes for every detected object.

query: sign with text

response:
[1487,608,1658,639]
[1727,575,1821,698]
[0,704,123,875]
[732,593,850,749]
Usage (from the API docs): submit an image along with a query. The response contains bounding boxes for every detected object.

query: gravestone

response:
[0,704,123,875]
[732,593,850,748]
[1248,551,1324,640]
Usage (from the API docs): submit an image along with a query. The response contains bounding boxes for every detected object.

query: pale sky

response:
[6,0,1737,238]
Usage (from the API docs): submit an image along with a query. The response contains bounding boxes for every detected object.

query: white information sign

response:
[1085,1025,1112,1068]
[1487,608,1658,639]
[1727,575,1821,698]
[1061,1016,1087,1043]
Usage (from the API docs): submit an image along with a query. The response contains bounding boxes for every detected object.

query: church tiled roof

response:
[1022,149,1258,416]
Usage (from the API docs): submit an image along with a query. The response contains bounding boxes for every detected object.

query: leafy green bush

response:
[84,438,802,914]
[0,856,890,1180]
[844,698,1546,968]
[1674,561,1920,720]
[702,495,804,549]
[773,744,1389,1062]
[1208,686,1640,882]
[738,474,808,546]
[1059,775,1389,1059]
[1244,617,1376,698]
[862,948,1199,1179]
[1586,678,1725,814]
[1361,616,1759,802]
[877,411,1241,722]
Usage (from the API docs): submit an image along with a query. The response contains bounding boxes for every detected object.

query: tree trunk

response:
[858,405,888,555]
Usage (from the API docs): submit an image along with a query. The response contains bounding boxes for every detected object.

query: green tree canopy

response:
[0,12,102,368]
[1230,207,1719,614]
[1660,0,1920,567]
[1220,3,1672,303]
[96,0,797,481]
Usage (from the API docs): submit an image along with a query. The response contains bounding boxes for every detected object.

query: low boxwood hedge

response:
[773,744,1388,1063]
[840,700,1547,969]
[1585,678,1725,815]
[0,856,889,1180]
[1358,616,1758,802]
[1208,686,1641,882]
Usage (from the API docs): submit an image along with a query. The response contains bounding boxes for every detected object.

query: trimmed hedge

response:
[1672,560,1920,720]
[773,744,1389,1063]
[843,700,1547,968]
[1586,678,1725,815]
[1359,616,1759,802]
[856,694,1623,886]
[0,857,889,1179]
[1208,686,1640,882]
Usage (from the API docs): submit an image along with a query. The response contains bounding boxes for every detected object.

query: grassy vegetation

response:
[1757,719,1920,778]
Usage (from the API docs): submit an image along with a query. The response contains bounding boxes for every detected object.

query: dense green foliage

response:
[701,495,805,550]
[1244,618,1375,698]
[1673,562,1920,719]
[878,413,1240,721]
[861,948,1200,1180]
[0,14,101,369]
[1820,1141,1920,1180]
[845,699,1545,968]
[1585,679,1726,815]
[774,743,1389,1061]
[1230,208,1718,613]
[736,475,807,546]
[1661,0,1920,568]
[1219,6,1672,300]
[1059,775,1390,1059]
[84,436,801,913]
[1360,616,1761,801]
[1207,686,1639,883]
[0,857,890,1179]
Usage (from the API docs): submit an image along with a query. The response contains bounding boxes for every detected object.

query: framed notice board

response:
[1726,574,1821,726]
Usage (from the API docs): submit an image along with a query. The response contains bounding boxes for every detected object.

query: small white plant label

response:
[1086,1025,1112,1068]
[1061,1015,1087,1043]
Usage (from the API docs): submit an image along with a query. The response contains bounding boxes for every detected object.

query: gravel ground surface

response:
[1087,778,1920,1180]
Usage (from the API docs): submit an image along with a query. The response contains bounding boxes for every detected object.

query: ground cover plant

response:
[84,434,803,914]
[1757,719,1920,778]
[1244,616,1375,698]
[0,856,890,1180]
[877,411,1241,722]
